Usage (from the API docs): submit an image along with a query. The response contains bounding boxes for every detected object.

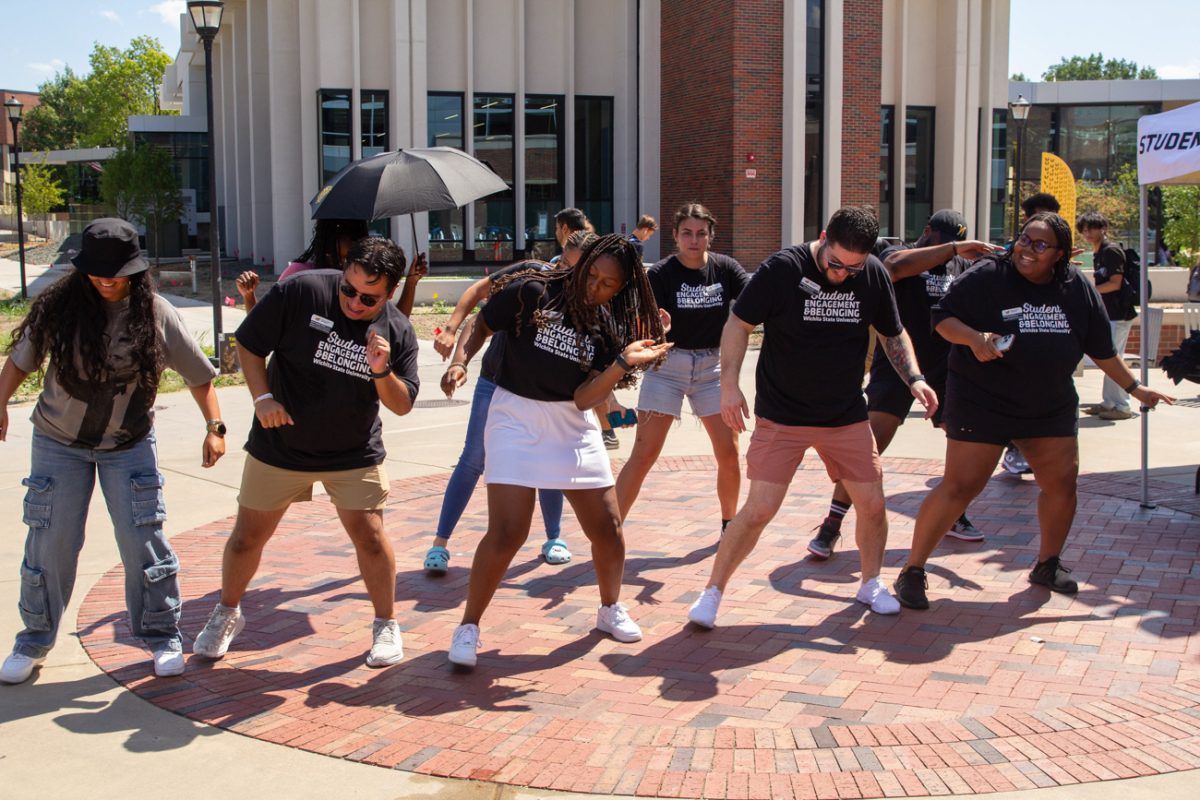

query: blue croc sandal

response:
[424,546,450,575]
[541,538,572,565]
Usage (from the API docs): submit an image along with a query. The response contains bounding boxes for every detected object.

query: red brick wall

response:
[661,0,782,270]
[1128,323,1190,365]
[840,0,882,210]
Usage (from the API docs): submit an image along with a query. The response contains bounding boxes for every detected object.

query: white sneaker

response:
[366,619,404,667]
[596,603,642,643]
[193,604,245,659]
[1,652,46,684]
[448,623,479,667]
[687,586,722,629]
[1002,446,1032,475]
[153,644,186,677]
[856,577,901,615]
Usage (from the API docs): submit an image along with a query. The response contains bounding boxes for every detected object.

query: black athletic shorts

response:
[865,362,946,427]
[941,397,1078,445]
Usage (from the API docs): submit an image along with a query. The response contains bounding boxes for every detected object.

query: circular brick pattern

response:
[79,457,1200,798]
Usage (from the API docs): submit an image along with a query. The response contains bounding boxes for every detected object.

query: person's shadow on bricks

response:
[302,633,608,715]
[0,671,221,753]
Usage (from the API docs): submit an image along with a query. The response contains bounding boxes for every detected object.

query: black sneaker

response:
[602,429,619,450]
[893,566,930,610]
[1028,557,1078,594]
[806,522,841,559]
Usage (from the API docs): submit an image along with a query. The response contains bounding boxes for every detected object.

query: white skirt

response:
[484,386,614,490]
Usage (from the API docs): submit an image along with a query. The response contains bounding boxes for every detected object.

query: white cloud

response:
[149,1,186,25]
[1158,60,1200,80]
[28,59,66,75]
[99,9,121,23]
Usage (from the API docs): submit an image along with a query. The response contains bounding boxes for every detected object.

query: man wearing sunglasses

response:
[687,207,937,628]
[194,237,420,670]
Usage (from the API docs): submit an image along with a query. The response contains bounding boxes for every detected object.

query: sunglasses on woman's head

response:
[339,282,383,307]
[1016,234,1057,254]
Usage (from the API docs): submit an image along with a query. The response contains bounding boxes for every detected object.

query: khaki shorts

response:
[746,417,882,485]
[237,455,389,511]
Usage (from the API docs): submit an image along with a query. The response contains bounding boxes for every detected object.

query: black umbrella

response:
[309,146,508,221]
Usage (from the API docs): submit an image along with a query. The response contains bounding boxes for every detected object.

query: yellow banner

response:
[1041,153,1076,239]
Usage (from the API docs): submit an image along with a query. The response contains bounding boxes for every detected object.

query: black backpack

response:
[1114,244,1151,317]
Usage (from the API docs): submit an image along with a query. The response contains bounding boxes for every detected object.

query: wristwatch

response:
[205,419,227,437]
[906,373,927,387]
[615,353,633,372]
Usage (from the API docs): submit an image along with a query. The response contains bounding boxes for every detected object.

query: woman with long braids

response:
[447,234,670,667]
[0,219,226,684]
[893,213,1174,610]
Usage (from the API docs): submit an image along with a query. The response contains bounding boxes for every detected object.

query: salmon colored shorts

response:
[745,417,882,485]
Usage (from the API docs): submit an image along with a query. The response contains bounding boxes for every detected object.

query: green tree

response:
[18,155,68,235]
[1042,53,1158,81]
[1075,163,1141,242]
[1162,186,1200,264]
[1010,72,1028,81]
[18,36,174,151]
[100,141,183,264]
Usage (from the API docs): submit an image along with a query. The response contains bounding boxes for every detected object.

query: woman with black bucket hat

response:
[0,218,227,684]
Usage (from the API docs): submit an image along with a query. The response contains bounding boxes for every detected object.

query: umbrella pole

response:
[410,214,420,274]
[1138,184,1154,510]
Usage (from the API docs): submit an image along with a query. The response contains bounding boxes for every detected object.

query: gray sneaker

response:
[193,604,245,659]
[806,522,841,559]
[366,619,404,667]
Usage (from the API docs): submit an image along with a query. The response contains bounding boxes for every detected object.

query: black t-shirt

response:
[869,243,970,385]
[648,253,750,350]
[932,257,1116,420]
[1093,241,1128,321]
[482,277,614,402]
[479,261,557,382]
[733,244,903,427]
[235,270,420,471]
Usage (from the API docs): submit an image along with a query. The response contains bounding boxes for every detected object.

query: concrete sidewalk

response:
[0,258,1196,797]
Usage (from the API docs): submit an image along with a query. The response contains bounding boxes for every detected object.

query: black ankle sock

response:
[824,500,851,530]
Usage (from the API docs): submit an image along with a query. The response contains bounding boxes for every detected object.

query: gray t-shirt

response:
[11,294,216,450]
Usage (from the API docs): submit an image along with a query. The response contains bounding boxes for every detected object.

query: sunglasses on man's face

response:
[824,251,867,275]
[340,282,384,307]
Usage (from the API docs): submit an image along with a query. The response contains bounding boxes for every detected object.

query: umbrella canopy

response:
[309,146,509,221]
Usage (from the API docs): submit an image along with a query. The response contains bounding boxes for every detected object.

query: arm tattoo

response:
[881,331,919,381]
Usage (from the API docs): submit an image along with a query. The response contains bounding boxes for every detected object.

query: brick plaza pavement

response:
[77,456,1200,799]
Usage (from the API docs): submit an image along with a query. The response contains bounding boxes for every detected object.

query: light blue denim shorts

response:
[637,346,722,419]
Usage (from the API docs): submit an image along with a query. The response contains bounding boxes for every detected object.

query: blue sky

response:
[0,1,1197,94]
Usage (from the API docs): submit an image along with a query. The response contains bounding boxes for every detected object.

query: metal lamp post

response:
[1008,94,1031,239]
[188,0,225,362]
[5,96,28,300]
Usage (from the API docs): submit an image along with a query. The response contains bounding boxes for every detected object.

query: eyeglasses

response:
[823,251,867,275]
[339,282,383,307]
[1015,234,1057,255]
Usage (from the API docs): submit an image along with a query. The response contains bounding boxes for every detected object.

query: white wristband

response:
[253,392,274,405]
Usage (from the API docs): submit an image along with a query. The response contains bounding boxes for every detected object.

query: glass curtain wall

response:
[427,92,465,262]
[318,90,352,187]
[904,107,934,241]
[473,94,515,261]
[525,95,564,260]
[576,96,614,235]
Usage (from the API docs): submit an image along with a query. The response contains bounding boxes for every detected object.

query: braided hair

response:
[1023,212,1075,284]
[8,269,165,400]
[491,234,665,389]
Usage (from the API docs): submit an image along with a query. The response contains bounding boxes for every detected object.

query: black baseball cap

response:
[71,218,149,278]
[927,209,968,242]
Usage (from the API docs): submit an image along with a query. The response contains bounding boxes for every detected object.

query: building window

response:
[804,0,824,240]
[989,108,1008,243]
[427,92,464,262]
[904,106,934,242]
[576,96,613,235]
[361,91,389,157]
[318,89,352,187]
[879,105,894,237]
[525,95,564,260]
[473,94,515,261]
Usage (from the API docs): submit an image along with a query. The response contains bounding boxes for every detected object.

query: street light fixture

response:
[5,96,28,300]
[1008,94,1032,239]
[187,0,225,364]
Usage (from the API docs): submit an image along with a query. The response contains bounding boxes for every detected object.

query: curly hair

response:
[7,270,165,400]
[295,218,370,268]
[491,234,665,389]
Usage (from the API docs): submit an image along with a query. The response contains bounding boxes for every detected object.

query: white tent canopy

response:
[1136,100,1200,186]
[1133,101,1200,507]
